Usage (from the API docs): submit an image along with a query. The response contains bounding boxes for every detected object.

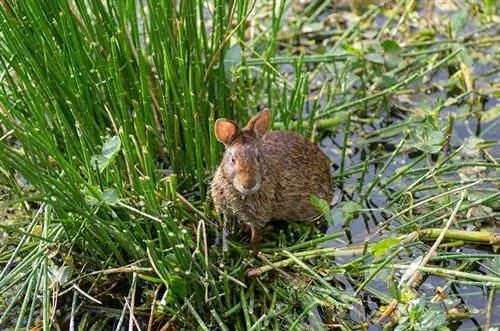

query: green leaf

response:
[101,135,121,159]
[48,264,73,286]
[310,196,333,224]
[364,53,385,64]
[409,125,444,154]
[91,135,121,173]
[387,273,401,301]
[379,74,398,89]
[90,154,108,172]
[370,238,402,257]
[399,256,423,287]
[418,303,447,330]
[83,185,101,206]
[381,39,401,53]
[83,186,120,207]
[418,99,433,116]
[462,136,484,158]
[452,43,472,66]
[340,201,361,224]
[458,47,473,66]
[103,189,120,206]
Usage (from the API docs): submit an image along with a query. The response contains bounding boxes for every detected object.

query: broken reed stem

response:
[247,246,363,277]
[419,228,500,244]
[263,231,345,253]
[405,190,467,289]
[484,287,497,330]
[378,190,468,323]
[339,112,351,176]
[388,264,500,284]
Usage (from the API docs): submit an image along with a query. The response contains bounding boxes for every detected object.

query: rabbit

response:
[210,108,333,254]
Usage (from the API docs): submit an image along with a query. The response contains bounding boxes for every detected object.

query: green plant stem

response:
[354,247,403,296]
[283,250,359,305]
[405,190,467,289]
[384,180,482,225]
[184,298,208,331]
[272,116,343,131]
[340,112,351,176]
[419,228,499,244]
[264,231,345,253]
[317,48,462,119]
[387,264,500,284]
[248,246,364,277]
[430,253,499,261]
[364,137,406,197]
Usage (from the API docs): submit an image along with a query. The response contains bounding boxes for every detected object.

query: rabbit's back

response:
[260,131,332,221]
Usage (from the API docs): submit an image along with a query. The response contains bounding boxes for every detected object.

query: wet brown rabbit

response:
[211,108,333,254]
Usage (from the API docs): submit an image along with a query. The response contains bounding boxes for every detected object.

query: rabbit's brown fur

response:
[211,108,333,254]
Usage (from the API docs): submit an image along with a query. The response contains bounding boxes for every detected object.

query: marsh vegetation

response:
[0,0,499,329]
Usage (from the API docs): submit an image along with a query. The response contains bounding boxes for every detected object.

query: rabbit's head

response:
[214,109,271,195]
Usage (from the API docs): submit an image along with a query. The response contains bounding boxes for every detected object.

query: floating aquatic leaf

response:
[340,201,361,225]
[409,124,444,154]
[370,238,402,257]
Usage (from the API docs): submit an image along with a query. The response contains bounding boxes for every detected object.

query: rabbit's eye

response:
[230,155,236,164]
[256,152,261,162]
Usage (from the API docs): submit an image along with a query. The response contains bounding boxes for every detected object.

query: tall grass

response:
[0,0,499,329]
[0,0,254,327]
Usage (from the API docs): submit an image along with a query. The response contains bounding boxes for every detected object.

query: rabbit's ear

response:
[245,108,271,138]
[215,119,240,145]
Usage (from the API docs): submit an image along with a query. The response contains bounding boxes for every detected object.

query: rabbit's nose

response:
[241,177,256,189]
[237,176,260,194]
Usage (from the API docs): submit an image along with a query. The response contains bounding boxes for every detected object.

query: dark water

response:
[290,2,500,329]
